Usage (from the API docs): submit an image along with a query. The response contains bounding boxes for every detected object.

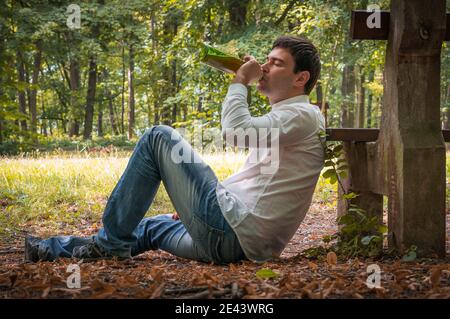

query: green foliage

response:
[0,134,137,156]
[401,245,417,262]
[334,204,386,258]
[1,0,448,151]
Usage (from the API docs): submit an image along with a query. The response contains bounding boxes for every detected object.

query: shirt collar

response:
[271,95,310,108]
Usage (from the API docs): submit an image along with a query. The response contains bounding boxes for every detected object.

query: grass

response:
[0,149,448,239]
[0,150,249,237]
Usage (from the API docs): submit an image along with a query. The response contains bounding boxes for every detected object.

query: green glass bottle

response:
[200,43,244,74]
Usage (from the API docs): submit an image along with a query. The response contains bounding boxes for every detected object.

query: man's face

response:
[256,47,305,102]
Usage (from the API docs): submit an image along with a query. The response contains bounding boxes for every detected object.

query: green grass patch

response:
[0,151,247,237]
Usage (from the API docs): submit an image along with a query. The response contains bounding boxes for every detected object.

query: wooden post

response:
[337,142,383,222]
[379,0,446,256]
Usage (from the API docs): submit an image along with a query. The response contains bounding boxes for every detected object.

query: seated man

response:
[25,35,325,264]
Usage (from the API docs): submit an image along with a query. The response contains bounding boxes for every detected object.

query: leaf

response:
[338,171,348,179]
[307,261,318,271]
[326,252,337,265]
[332,144,343,153]
[337,214,354,225]
[361,235,378,246]
[255,268,279,280]
[300,246,327,258]
[377,225,388,234]
[322,235,332,243]
[343,192,358,200]
[322,169,336,179]
[401,251,417,262]
[91,284,116,299]
[430,267,442,289]
[324,160,334,167]
[329,174,338,185]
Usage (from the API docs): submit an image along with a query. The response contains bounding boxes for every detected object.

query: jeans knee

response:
[145,125,175,141]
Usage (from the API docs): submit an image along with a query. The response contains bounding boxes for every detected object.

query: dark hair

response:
[272,35,321,95]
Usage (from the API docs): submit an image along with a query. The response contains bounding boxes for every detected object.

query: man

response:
[25,35,325,264]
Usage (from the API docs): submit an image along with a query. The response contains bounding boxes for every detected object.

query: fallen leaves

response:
[430,267,443,289]
[326,252,338,266]
[1,243,449,299]
[0,202,449,299]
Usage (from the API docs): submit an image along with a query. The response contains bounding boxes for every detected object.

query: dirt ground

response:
[0,201,449,299]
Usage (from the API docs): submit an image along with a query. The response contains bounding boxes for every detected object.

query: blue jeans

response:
[38,125,247,264]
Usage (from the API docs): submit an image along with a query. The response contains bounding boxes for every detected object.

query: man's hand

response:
[232,55,263,85]
[172,212,180,220]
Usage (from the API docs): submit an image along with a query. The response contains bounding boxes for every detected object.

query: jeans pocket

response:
[187,214,225,262]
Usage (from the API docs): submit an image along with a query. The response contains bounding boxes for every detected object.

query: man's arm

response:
[221,55,273,148]
[221,85,313,149]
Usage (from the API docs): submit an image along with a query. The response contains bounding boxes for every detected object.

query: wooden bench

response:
[322,1,449,257]
[325,128,450,142]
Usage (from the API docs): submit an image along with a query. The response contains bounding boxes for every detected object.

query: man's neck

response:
[269,91,307,105]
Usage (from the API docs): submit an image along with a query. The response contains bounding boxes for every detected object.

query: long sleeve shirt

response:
[215,83,326,262]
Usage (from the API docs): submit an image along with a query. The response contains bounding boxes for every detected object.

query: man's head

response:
[257,35,321,104]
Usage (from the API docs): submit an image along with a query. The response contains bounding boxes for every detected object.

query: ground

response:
[0,201,449,299]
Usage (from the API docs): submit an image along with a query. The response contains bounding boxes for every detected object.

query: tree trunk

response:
[182,104,187,121]
[83,0,103,140]
[443,84,450,129]
[226,0,249,28]
[69,58,80,137]
[340,64,355,127]
[29,44,42,137]
[356,68,365,128]
[367,70,375,128]
[316,83,327,126]
[275,0,297,26]
[153,101,159,124]
[337,64,356,220]
[41,93,47,136]
[316,83,323,103]
[16,52,28,131]
[0,87,3,144]
[62,119,67,134]
[197,96,203,112]
[128,44,135,139]
[97,108,103,137]
[108,93,119,135]
[0,115,2,144]
[216,15,224,38]
[103,68,119,135]
[150,11,158,126]
[121,42,125,134]
[171,56,177,123]
[160,19,174,125]
[83,56,97,139]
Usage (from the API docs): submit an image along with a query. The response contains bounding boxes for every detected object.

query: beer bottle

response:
[200,43,244,74]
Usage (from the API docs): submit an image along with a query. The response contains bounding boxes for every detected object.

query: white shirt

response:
[216,83,326,262]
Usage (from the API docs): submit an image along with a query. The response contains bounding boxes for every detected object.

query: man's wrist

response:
[232,75,249,85]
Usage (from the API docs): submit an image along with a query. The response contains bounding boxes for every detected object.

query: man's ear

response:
[294,71,310,90]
